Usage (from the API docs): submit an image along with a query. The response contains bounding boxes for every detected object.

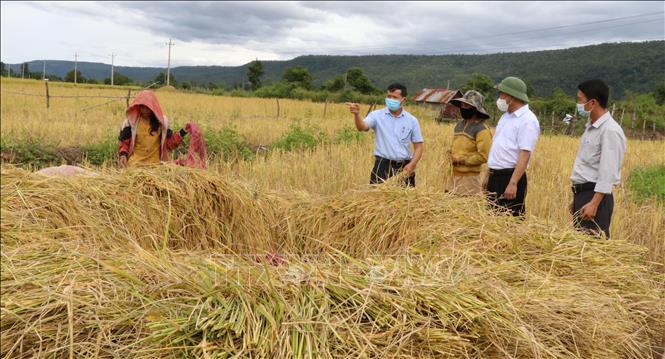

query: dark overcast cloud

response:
[2,1,663,66]
[114,1,665,54]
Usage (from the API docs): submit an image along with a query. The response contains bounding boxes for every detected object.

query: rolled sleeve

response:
[517,120,539,152]
[411,120,424,143]
[594,128,626,194]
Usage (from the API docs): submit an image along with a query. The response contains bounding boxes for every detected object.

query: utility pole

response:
[111,53,115,86]
[74,52,78,84]
[343,70,348,91]
[42,61,46,80]
[21,63,24,79]
[166,38,174,86]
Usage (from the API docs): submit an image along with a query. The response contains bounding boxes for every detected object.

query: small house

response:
[413,88,463,121]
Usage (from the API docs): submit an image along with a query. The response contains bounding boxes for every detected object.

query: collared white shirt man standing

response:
[486,76,540,217]
[570,79,626,238]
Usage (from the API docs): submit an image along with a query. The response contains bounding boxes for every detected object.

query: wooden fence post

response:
[631,103,637,130]
[619,108,625,127]
[44,80,50,109]
[126,89,132,107]
[366,103,376,117]
[276,98,280,118]
[550,111,555,131]
[323,98,328,118]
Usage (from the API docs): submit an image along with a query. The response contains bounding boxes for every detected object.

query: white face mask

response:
[496,98,510,112]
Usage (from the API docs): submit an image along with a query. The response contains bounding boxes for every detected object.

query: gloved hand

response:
[179,123,194,137]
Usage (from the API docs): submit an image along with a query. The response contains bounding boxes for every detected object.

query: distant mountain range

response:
[5,41,664,98]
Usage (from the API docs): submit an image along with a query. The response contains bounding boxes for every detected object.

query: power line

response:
[422,18,665,56]
[280,18,664,57]
[275,11,665,55]
[463,11,664,40]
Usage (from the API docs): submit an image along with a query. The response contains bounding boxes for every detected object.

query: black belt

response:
[375,156,409,166]
[572,182,596,194]
[489,168,514,176]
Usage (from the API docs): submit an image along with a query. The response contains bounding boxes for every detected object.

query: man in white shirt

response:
[485,77,540,217]
[570,79,626,238]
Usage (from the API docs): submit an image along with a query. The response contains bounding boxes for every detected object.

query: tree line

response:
[2,60,664,131]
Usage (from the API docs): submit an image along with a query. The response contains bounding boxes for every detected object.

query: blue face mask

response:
[385,98,402,112]
[576,101,592,118]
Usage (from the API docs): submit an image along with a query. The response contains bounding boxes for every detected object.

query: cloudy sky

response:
[1,1,663,67]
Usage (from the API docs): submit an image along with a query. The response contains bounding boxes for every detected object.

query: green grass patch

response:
[201,125,254,161]
[272,121,365,152]
[627,165,665,203]
[0,122,365,168]
[272,121,328,151]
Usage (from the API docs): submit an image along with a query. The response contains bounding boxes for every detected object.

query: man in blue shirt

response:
[347,83,424,187]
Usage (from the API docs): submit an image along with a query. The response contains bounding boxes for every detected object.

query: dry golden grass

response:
[1,167,663,358]
[1,78,664,357]
[1,78,663,263]
[1,77,402,146]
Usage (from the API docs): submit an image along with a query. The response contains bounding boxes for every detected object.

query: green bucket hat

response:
[449,90,490,119]
[496,76,529,103]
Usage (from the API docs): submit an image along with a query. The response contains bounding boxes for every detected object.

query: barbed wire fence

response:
[0,80,161,111]
[1,79,662,141]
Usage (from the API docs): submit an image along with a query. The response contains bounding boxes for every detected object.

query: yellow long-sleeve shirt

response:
[127,116,162,167]
[450,120,492,176]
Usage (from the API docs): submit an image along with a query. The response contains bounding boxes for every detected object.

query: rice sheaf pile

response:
[1,165,663,358]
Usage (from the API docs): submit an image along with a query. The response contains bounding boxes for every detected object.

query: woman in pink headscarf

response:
[117,90,188,167]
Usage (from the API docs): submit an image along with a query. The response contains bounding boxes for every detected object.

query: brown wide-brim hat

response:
[449,90,491,119]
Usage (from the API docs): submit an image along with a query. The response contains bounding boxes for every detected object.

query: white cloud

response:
[1,1,663,66]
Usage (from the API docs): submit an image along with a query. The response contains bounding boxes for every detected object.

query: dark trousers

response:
[370,156,415,187]
[572,184,614,239]
[487,168,527,217]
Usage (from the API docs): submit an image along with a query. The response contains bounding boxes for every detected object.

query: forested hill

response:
[6,41,664,98]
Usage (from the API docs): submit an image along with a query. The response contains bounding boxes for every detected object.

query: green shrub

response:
[203,125,254,161]
[333,126,365,144]
[273,121,328,151]
[81,135,116,165]
[628,165,665,203]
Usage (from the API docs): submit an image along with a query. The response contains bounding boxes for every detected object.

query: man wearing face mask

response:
[347,83,424,187]
[570,79,626,239]
[486,76,540,217]
[445,90,493,195]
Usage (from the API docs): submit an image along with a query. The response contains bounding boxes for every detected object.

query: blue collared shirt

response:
[363,107,424,161]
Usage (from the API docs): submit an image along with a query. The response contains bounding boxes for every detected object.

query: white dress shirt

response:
[570,112,627,194]
[487,104,540,169]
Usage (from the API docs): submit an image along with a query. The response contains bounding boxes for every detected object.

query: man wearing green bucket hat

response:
[486,76,540,217]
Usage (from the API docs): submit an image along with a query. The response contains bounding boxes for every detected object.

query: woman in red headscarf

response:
[117,90,188,167]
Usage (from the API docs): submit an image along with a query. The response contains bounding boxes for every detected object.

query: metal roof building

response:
[413,88,463,121]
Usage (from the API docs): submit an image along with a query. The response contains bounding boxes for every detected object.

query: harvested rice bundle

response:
[2,165,664,357]
[2,239,663,358]
[1,165,283,252]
